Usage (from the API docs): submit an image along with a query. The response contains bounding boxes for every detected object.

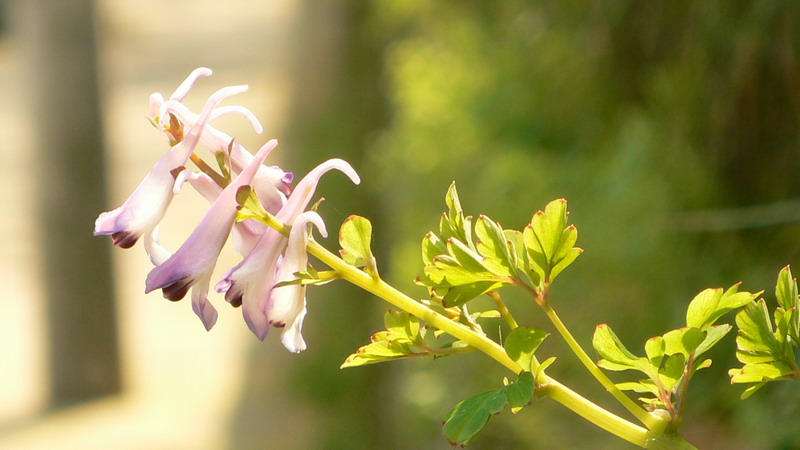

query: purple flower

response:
[93,84,246,252]
[217,159,360,340]
[150,67,291,213]
[144,139,279,330]
[267,211,327,353]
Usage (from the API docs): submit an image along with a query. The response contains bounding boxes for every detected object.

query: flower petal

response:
[145,139,277,304]
[266,211,327,353]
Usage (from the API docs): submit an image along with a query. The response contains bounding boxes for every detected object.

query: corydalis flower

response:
[267,211,327,353]
[151,68,292,214]
[93,83,247,250]
[217,159,360,340]
[144,139,279,330]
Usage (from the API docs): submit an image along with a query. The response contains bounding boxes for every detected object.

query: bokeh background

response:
[1,0,799,448]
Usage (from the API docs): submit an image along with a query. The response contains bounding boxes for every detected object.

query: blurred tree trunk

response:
[228,1,396,448]
[12,0,120,408]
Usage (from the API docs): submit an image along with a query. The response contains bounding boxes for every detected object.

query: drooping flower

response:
[144,139,279,330]
[150,67,291,213]
[217,158,360,340]
[93,84,248,252]
[266,211,327,353]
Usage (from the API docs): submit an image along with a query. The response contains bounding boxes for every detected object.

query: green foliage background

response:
[241,1,800,448]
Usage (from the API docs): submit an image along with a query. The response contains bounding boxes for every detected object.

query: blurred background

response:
[1,0,799,448]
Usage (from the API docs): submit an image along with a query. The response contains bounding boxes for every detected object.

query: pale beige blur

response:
[0,0,307,448]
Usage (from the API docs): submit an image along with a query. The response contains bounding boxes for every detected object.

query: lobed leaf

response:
[593,324,648,372]
[475,215,516,277]
[504,327,549,372]
[686,285,759,331]
[339,215,376,269]
[442,372,535,446]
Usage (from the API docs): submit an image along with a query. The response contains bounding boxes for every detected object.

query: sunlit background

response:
[1,1,799,449]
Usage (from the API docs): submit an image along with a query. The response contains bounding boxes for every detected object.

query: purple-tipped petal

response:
[191,277,218,331]
[94,83,227,254]
[145,138,275,320]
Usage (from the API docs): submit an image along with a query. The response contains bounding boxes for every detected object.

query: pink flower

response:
[144,139,278,330]
[150,67,291,212]
[217,159,360,340]
[93,84,246,252]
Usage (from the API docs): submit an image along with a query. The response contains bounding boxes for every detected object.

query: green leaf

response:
[504,371,535,409]
[729,362,794,384]
[662,327,705,356]
[644,336,665,366]
[593,324,647,372]
[686,284,758,330]
[475,215,516,277]
[694,324,732,357]
[442,281,504,307]
[447,238,491,274]
[616,380,659,396]
[505,327,549,372]
[384,310,422,344]
[339,215,377,275]
[659,353,686,392]
[442,389,508,446]
[735,300,782,365]
[775,265,800,344]
[424,256,492,288]
[341,310,425,368]
[442,372,535,445]
[340,340,413,368]
[530,199,568,264]
[421,232,447,266]
[523,199,582,285]
[440,182,474,249]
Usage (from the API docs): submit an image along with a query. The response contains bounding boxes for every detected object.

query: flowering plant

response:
[95,69,799,448]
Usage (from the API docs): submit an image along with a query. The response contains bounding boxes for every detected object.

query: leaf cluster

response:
[416,182,582,308]
[340,310,431,368]
[593,285,758,418]
[729,266,800,398]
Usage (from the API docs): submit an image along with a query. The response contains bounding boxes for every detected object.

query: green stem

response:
[542,302,660,429]
[305,239,675,447]
[487,290,518,329]
[307,240,521,372]
[247,213,685,447]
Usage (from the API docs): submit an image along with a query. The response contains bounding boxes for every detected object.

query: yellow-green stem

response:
[249,214,682,447]
[487,290,518,329]
[305,239,669,447]
[542,302,659,429]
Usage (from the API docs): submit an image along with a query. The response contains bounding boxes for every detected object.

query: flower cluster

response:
[94,68,359,352]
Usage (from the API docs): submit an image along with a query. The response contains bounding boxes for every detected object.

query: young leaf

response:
[339,215,378,276]
[442,372,535,446]
[661,327,705,356]
[442,390,508,446]
[593,324,647,371]
[505,327,549,372]
[729,299,798,391]
[475,215,516,277]
[504,371,535,410]
[522,199,582,286]
[341,310,425,368]
[775,265,800,344]
[422,232,447,266]
[686,285,759,331]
